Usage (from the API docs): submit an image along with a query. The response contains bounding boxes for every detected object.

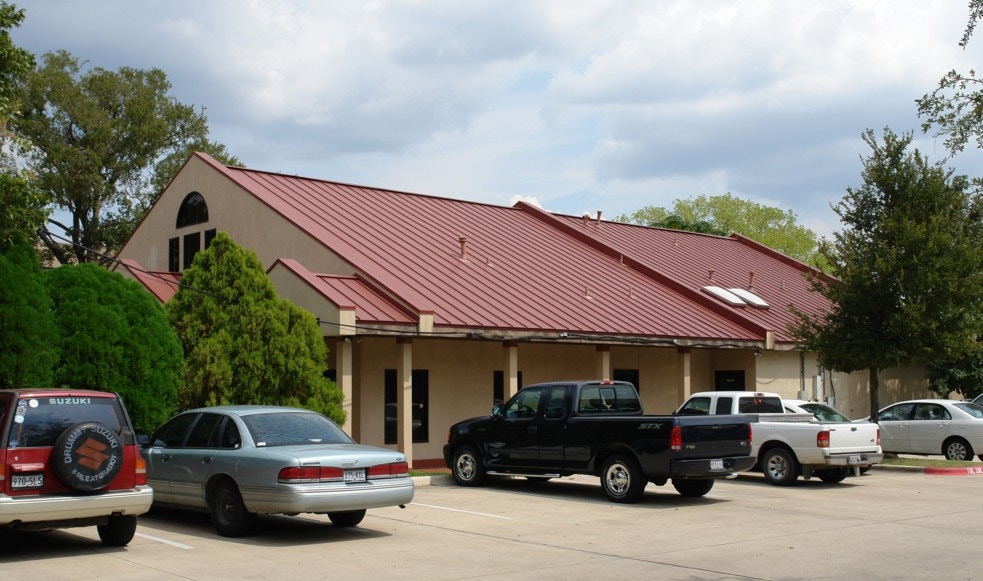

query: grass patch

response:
[881,456,981,468]
[410,469,450,477]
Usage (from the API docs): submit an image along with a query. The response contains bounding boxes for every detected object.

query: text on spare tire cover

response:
[62,423,119,481]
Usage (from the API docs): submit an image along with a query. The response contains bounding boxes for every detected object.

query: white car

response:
[783,399,856,423]
[876,399,983,461]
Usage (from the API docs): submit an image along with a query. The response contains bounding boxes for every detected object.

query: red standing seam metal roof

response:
[191,153,827,344]
[117,259,183,303]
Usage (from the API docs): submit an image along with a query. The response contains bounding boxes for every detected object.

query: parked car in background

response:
[142,405,414,537]
[971,393,983,406]
[0,389,153,546]
[784,400,854,423]
[876,399,983,461]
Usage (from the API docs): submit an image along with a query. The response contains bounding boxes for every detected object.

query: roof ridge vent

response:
[458,236,469,261]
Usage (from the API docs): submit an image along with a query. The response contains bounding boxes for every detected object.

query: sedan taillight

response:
[278,466,344,483]
[367,462,410,479]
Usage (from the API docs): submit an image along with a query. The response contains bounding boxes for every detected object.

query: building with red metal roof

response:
[114,153,928,467]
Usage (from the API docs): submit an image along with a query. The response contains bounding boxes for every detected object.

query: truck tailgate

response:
[677,416,752,457]
[828,422,880,452]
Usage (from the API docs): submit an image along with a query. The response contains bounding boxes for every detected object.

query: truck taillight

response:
[876,428,880,446]
[670,425,683,451]
[817,429,830,448]
[747,423,753,443]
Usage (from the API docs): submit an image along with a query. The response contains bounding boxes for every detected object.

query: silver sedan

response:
[142,405,414,536]
[876,399,983,461]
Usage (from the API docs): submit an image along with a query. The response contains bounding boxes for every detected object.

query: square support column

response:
[676,347,692,405]
[503,341,519,399]
[397,338,414,468]
[335,338,355,438]
[596,345,611,380]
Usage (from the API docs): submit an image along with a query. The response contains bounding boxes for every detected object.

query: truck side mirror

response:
[492,402,505,417]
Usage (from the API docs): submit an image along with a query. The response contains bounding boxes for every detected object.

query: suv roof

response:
[0,388,153,546]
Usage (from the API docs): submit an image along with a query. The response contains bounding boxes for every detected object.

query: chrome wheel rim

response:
[455,453,476,481]
[767,455,789,480]
[604,462,630,496]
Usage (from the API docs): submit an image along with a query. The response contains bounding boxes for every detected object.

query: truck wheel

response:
[817,468,849,484]
[762,448,799,486]
[600,454,646,503]
[451,446,486,486]
[672,478,714,497]
[943,437,973,461]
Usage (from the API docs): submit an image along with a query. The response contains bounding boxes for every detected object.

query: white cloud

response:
[10,0,982,240]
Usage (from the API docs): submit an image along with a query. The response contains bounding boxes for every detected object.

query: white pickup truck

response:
[675,391,883,486]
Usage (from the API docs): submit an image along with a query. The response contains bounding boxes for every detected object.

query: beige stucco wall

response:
[118,157,355,276]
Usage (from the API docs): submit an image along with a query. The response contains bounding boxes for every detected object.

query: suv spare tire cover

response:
[51,422,124,492]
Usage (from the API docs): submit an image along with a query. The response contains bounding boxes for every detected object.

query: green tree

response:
[12,50,240,265]
[44,263,182,432]
[167,232,345,424]
[916,0,983,156]
[0,3,46,248]
[0,241,58,388]
[791,129,983,417]
[617,193,820,265]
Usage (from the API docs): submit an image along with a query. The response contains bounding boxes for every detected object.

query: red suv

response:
[0,389,153,546]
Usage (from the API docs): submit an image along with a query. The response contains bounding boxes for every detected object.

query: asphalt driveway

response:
[3,467,981,580]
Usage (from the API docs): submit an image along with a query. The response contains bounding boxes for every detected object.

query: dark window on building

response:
[384,369,429,445]
[168,237,179,272]
[613,369,639,389]
[176,192,209,228]
[204,228,217,248]
[493,370,523,406]
[183,232,201,269]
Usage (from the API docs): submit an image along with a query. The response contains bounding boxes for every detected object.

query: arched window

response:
[176,192,209,227]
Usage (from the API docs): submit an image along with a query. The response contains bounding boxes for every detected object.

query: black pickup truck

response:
[443,380,755,503]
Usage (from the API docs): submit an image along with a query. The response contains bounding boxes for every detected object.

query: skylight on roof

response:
[728,287,769,308]
[702,286,746,306]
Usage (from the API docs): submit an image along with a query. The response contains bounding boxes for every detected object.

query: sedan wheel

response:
[328,509,366,527]
[210,481,255,537]
[943,437,973,461]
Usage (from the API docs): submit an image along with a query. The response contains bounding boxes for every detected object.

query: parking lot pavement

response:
[4,469,983,580]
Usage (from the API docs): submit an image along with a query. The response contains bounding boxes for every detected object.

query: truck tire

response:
[451,445,486,486]
[600,454,646,503]
[51,422,124,492]
[762,448,799,486]
[672,478,714,497]
[328,509,366,527]
[817,468,849,484]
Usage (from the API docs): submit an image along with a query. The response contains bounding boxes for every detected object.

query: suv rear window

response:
[8,396,126,448]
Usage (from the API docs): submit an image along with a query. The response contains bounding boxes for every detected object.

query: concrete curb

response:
[411,474,454,487]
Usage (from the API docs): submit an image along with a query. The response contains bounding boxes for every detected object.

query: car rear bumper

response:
[820,452,884,467]
[241,477,415,514]
[670,455,757,478]
[0,485,154,527]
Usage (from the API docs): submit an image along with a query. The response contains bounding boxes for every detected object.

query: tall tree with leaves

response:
[167,232,345,424]
[12,50,240,265]
[791,128,983,418]
[917,0,983,156]
[617,193,820,265]
[0,241,58,388]
[44,263,182,432]
[0,3,46,247]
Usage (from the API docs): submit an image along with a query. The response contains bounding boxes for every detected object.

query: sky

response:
[10,0,983,238]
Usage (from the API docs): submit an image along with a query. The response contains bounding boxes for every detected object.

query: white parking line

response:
[135,532,195,549]
[411,502,514,520]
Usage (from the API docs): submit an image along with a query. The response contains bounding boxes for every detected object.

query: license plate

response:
[11,474,44,489]
[848,455,863,465]
[710,459,725,471]
[344,469,366,483]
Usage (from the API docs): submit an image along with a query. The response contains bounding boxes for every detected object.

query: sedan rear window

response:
[243,412,353,447]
